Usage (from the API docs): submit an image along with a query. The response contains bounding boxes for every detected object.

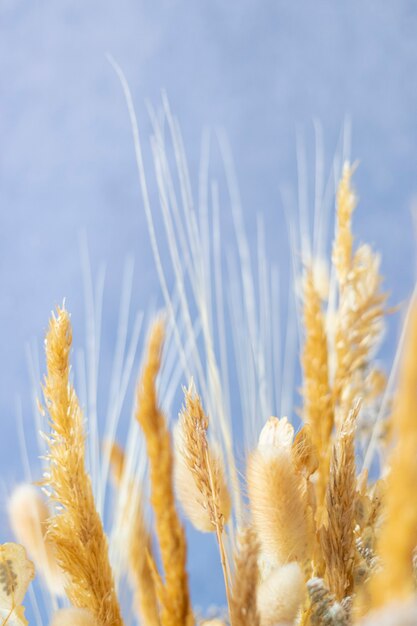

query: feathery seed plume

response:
[174,380,231,533]
[42,306,123,626]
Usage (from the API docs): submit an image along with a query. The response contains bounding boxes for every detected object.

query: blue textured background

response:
[1,1,417,619]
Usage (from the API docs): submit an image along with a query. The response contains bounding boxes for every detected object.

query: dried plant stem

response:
[42,306,123,626]
[204,444,232,615]
[135,320,192,626]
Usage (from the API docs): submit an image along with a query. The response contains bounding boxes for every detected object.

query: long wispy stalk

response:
[42,306,123,626]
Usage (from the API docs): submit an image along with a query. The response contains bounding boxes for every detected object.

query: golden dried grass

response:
[42,306,123,626]
[134,320,192,626]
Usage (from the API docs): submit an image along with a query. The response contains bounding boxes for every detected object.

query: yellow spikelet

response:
[248,417,310,566]
[43,306,123,626]
[369,305,417,607]
[107,442,160,626]
[319,404,358,601]
[301,270,334,511]
[230,527,260,626]
[135,320,192,626]
[8,483,65,595]
[50,608,98,626]
[174,380,231,533]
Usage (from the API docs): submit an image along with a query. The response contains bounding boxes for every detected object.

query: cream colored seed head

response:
[257,562,305,626]
[50,608,98,626]
[248,418,309,565]
[257,416,294,459]
[8,483,65,596]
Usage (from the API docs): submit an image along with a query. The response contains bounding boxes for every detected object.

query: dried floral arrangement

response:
[3,108,417,626]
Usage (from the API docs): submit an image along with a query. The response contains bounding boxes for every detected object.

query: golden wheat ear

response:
[42,305,123,626]
[135,319,193,626]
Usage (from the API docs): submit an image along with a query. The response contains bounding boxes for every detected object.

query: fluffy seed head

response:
[50,608,98,626]
[248,418,310,565]
[8,483,65,595]
[257,562,305,626]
